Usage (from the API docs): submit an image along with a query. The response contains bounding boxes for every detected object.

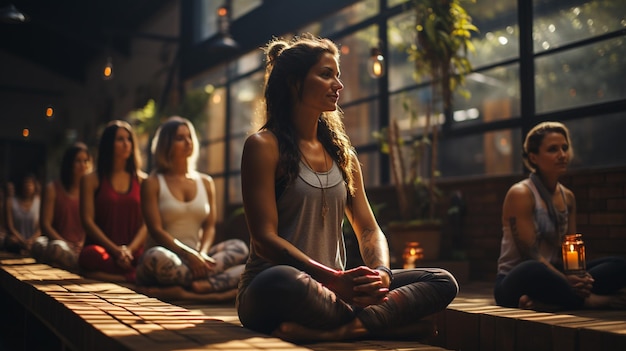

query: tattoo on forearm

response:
[509,217,538,260]
[359,227,385,265]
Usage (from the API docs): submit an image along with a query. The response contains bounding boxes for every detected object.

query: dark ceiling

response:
[0,0,173,82]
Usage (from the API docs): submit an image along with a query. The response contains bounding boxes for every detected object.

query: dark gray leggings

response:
[236,265,458,335]
[494,256,626,309]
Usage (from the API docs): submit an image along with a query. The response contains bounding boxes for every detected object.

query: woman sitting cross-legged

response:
[135,116,248,302]
[33,142,92,271]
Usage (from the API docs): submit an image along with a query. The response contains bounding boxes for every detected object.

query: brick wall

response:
[367,166,626,282]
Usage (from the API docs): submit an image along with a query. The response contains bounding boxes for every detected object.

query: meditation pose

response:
[4,173,41,254]
[136,116,248,302]
[495,121,626,310]
[34,143,92,270]
[236,34,458,342]
[78,120,147,283]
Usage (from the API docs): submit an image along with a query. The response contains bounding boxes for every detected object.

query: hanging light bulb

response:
[210,0,239,53]
[368,47,385,79]
[102,56,114,80]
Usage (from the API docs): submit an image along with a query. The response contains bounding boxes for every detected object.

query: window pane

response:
[467,0,519,67]
[387,11,419,91]
[389,87,444,139]
[566,112,626,170]
[300,0,379,37]
[356,151,381,187]
[213,176,226,221]
[199,141,225,174]
[232,0,262,19]
[335,25,380,104]
[452,63,521,128]
[535,37,626,113]
[200,87,226,142]
[343,100,379,146]
[229,71,264,135]
[439,128,523,178]
[533,0,626,53]
[229,174,243,204]
[229,135,246,175]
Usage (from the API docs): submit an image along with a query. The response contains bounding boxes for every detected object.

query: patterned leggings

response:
[136,238,249,292]
[237,265,458,335]
[31,236,82,271]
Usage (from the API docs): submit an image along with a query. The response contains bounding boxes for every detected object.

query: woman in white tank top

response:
[4,173,41,254]
[135,116,248,302]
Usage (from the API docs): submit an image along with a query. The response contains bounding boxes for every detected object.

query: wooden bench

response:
[0,252,450,351]
[3,250,625,351]
[429,282,626,351]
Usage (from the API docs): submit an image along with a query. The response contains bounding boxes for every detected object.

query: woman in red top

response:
[34,142,92,271]
[78,120,147,283]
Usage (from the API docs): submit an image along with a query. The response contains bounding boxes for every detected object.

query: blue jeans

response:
[236,265,458,335]
[494,256,626,309]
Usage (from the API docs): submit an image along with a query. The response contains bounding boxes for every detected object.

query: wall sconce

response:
[102,56,114,80]
[403,241,423,269]
[368,47,385,79]
[562,233,586,275]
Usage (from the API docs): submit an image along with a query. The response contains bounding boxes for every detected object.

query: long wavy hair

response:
[261,33,357,197]
[60,142,90,191]
[96,120,142,180]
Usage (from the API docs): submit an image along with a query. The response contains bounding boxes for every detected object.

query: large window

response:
[184,0,626,215]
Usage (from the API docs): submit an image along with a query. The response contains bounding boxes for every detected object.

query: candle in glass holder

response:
[562,233,586,275]
[403,242,423,269]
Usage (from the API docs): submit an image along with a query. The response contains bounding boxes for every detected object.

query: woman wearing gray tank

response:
[236,34,458,342]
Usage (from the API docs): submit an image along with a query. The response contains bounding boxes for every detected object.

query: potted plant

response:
[374,0,477,265]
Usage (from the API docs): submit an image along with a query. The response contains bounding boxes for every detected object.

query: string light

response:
[103,56,114,80]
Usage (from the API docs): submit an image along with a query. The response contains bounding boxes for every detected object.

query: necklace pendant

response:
[322,203,329,218]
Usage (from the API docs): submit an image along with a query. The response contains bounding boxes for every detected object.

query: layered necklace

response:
[300,147,329,219]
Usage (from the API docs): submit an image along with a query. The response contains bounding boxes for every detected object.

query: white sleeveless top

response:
[11,196,40,239]
[145,172,210,250]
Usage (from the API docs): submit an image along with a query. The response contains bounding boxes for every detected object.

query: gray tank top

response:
[497,178,568,275]
[239,159,347,291]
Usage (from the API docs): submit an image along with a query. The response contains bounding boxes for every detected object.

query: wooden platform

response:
[1,251,625,351]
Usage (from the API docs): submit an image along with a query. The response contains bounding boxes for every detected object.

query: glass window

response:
[335,26,380,104]
[535,36,626,113]
[438,128,523,178]
[232,0,262,19]
[229,174,243,203]
[206,87,227,141]
[566,112,626,170]
[389,87,444,139]
[387,11,420,92]
[300,0,379,37]
[533,0,626,53]
[466,0,519,67]
[356,151,381,187]
[342,100,380,146]
[229,70,264,136]
[193,0,221,43]
[452,63,521,127]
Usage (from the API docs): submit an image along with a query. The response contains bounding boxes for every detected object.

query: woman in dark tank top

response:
[495,121,626,310]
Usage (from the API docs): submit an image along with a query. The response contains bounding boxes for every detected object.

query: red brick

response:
[607,198,626,211]
[589,213,626,226]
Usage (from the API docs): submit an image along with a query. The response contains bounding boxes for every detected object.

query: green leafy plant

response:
[375,0,477,223]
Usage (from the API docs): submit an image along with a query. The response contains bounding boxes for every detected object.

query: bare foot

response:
[518,295,534,309]
[272,319,367,343]
[584,291,626,309]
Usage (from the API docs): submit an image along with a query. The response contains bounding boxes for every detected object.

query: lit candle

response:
[565,249,579,270]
